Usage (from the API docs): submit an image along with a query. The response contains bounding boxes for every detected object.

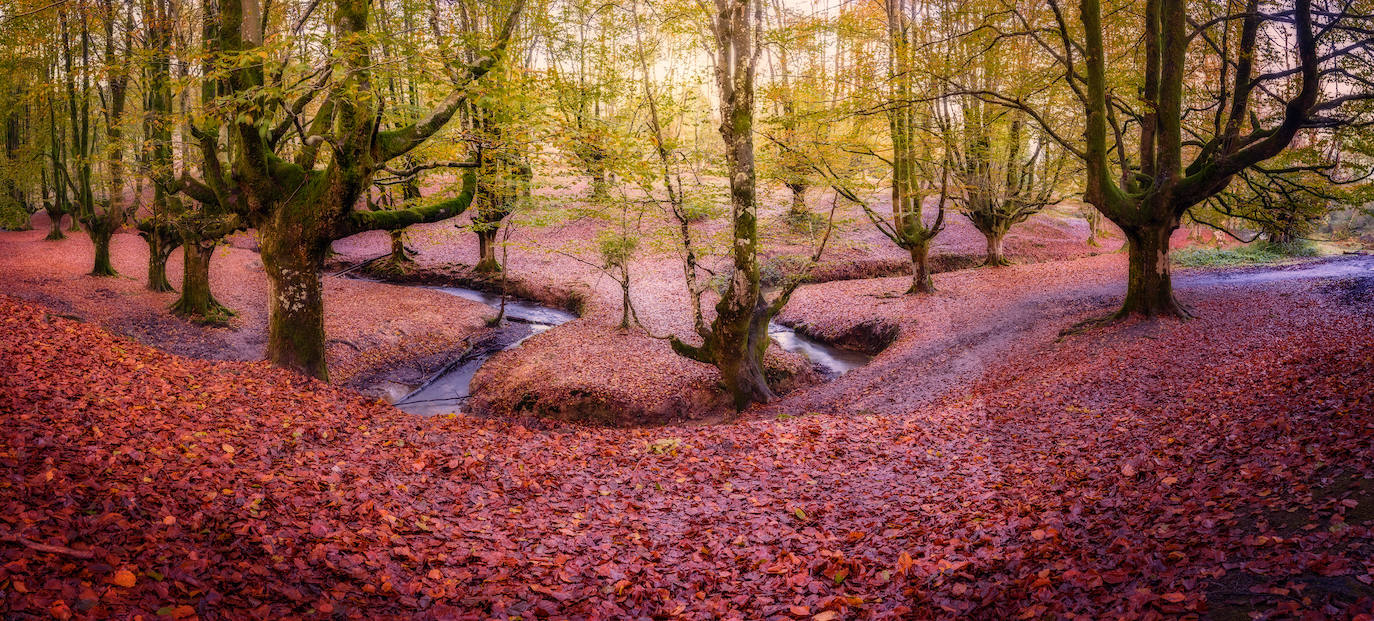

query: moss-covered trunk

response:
[475,227,501,273]
[89,225,117,277]
[1085,210,1102,247]
[260,223,329,380]
[717,297,775,410]
[146,243,175,291]
[44,210,65,240]
[590,169,609,201]
[906,241,933,294]
[671,0,775,411]
[144,229,179,292]
[171,241,229,320]
[1119,221,1185,317]
[388,229,411,263]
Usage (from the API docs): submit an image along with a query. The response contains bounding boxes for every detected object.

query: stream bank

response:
[345,260,884,425]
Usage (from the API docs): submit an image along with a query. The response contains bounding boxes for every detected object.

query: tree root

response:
[1059,301,1195,339]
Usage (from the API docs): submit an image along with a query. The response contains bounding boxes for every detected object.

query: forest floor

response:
[3,184,1372,616]
[325,187,1128,423]
[0,189,1123,420]
[2,252,1372,618]
[0,215,494,401]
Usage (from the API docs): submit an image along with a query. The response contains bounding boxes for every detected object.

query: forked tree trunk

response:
[983,229,1010,267]
[144,230,178,292]
[1119,221,1186,317]
[260,223,329,380]
[475,227,501,273]
[906,241,933,294]
[89,226,116,277]
[707,295,775,411]
[171,241,229,320]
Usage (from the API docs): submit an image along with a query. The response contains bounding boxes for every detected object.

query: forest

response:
[0,0,1373,616]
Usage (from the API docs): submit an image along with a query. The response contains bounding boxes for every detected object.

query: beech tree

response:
[665,0,835,410]
[948,110,1070,266]
[51,0,137,277]
[170,0,524,378]
[759,0,813,223]
[136,0,180,293]
[1191,135,1374,245]
[936,4,1073,267]
[876,0,953,292]
[1021,0,1374,316]
[545,0,623,200]
[663,0,778,409]
[447,1,537,275]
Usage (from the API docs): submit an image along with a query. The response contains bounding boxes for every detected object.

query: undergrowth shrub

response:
[1173,240,1321,268]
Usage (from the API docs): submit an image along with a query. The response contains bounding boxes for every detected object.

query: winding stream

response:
[393,285,872,416]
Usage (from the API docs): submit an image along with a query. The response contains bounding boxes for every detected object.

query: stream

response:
[393,286,872,416]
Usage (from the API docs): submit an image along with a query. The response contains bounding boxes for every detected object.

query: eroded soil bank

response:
[322,200,1118,424]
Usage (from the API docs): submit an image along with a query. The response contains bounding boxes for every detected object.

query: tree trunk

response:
[44,210,65,240]
[89,227,116,277]
[619,281,631,330]
[388,229,411,263]
[983,230,1010,267]
[787,183,807,219]
[475,227,501,273]
[906,241,933,293]
[1119,222,1186,317]
[145,232,178,292]
[260,224,329,380]
[713,297,775,411]
[171,241,229,320]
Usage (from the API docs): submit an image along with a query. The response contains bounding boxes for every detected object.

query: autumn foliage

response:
[3,274,1372,618]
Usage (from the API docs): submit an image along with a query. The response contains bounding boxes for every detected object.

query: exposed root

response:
[1060,299,1195,339]
[170,298,236,326]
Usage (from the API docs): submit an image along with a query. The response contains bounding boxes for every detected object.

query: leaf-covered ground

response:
[0,221,492,399]
[3,266,1372,618]
[328,184,1123,423]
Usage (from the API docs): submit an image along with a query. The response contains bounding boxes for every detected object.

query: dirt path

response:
[767,253,1374,418]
